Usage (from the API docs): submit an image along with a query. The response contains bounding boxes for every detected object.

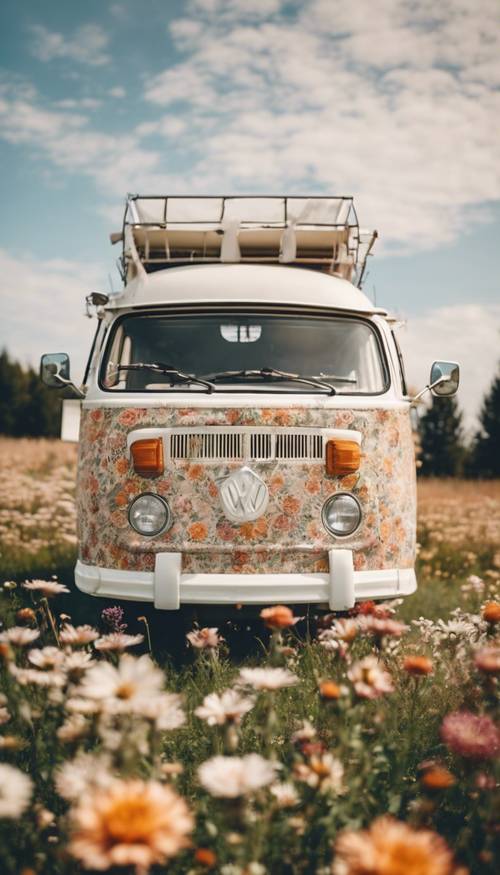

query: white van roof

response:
[109,263,385,315]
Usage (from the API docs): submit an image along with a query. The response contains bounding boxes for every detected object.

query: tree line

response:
[0,350,64,438]
[418,365,500,477]
[0,348,498,477]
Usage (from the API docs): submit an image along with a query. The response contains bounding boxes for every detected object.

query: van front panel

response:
[76,405,416,575]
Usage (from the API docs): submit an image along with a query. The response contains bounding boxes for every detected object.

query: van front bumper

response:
[75,552,416,611]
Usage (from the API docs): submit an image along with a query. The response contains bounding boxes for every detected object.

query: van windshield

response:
[101,311,388,394]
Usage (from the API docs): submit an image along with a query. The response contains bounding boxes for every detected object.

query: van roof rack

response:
[114,195,377,288]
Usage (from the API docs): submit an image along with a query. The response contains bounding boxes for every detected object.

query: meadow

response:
[0,437,498,875]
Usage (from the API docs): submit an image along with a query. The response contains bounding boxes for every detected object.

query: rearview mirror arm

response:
[51,372,86,399]
[410,375,451,405]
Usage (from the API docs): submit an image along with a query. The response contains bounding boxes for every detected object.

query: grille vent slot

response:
[249,433,273,460]
[170,432,244,460]
[276,433,323,460]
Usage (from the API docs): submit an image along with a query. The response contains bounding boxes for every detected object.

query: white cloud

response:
[397,303,500,434]
[142,0,500,252]
[108,86,126,99]
[30,23,110,67]
[0,81,168,197]
[0,250,103,383]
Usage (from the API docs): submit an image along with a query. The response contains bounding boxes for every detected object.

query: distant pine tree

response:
[0,349,62,437]
[468,366,500,478]
[418,394,465,477]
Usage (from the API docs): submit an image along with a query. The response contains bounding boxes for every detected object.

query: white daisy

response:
[57,714,89,743]
[270,782,300,807]
[0,764,33,818]
[195,689,254,726]
[23,580,70,597]
[9,664,65,688]
[0,626,40,647]
[59,624,99,646]
[237,667,299,691]
[186,627,222,649]
[347,656,394,699]
[294,753,345,795]
[198,754,279,798]
[76,653,165,714]
[55,752,113,801]
[28,647,65,669]
[94,632,144,652]
[141,693,186,730]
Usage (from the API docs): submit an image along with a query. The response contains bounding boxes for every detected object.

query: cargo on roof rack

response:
[112,195,377,288]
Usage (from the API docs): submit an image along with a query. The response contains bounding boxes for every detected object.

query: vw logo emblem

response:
[217,466,269,524]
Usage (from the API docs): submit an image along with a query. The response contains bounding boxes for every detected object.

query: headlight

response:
[128,493,171,536]
[322,493,361,537]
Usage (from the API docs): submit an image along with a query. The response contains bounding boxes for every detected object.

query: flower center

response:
[115,682,137,700]
[104,797,156,843]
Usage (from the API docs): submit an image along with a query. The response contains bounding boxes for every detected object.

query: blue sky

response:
[1,0,499,431]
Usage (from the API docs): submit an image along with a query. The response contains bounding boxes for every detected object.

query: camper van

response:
[41,196,459,612]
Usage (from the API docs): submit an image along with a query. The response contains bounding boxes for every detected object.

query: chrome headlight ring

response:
[128,492,172,537]
[322,492,362,537]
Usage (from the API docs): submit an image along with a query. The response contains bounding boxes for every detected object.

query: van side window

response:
[391,329,408,396]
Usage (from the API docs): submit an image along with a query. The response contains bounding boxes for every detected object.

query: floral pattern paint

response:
[76,406,416,575]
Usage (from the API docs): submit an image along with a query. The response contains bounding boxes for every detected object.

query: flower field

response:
[0,438,499,875]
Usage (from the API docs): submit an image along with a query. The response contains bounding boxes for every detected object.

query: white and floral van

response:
[41,196,459,612]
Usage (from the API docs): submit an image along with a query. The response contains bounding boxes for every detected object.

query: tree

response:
[0,349,62,437]
[418,394,465,477]
[468,366,500,478]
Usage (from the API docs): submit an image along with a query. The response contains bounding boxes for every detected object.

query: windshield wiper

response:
[107,363,215,393]
[203,366,336,395]
[312,373,357,384]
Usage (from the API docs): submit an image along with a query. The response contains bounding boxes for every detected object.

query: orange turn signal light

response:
[130,438,164,477]
[325,439,360,476]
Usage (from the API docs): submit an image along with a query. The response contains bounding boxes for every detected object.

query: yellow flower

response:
[68,778,192,872]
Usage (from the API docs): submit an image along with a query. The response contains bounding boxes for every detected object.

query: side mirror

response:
[40,353,71,388]
[40,353,85,398]
[430,360,460,397]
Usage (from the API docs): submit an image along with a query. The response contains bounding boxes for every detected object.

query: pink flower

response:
[441,711,500,759]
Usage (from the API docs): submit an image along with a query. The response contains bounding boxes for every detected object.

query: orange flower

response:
[380,520,392,541]
[188,522,208,541]
[239,522,255,540]
[253,517,268,537]
[16,608,37,625]
[403,656,433,676]
[187,464,203,481]
[421,766,455,790]
[340,474,358,491]
[260,605,298,629]
[115,457,129,475]
[115,491,128,507]
[118,409,139,426]
[474,646,500,674]
[273,513,291,531]
[195,848,217,867]
[333,816,456,875]
[319,681,341,700]
[483,602,500,624]
[282,495,301,515]
[68,778,193,871]
[305,478,321,495]
[270,474,285,493]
